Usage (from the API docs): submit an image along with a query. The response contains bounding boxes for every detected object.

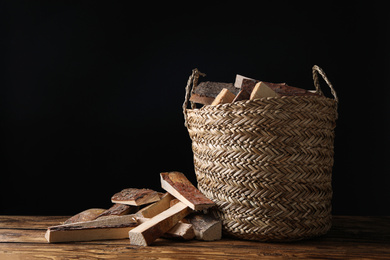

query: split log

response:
[137,217,195,240]
[96,204,138,219]
[186,213,222,241]
[46,215,138,243]
[268,83,320,96]
[233,78,258,102]
[189,93,215,106]
[111,188,160,206]
[160,171,215,211]
[63,208,106,224]
[250,82,280,99]
[163,221,195,240]
[129,202,192,246]
[192,81,239,98]
[135,193,174,218]
[170,198,180,207]
[234,74,257,88]
[211,88,236,105]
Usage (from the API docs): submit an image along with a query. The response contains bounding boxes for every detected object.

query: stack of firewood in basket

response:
[45,172,221,246]
[190,74,319,107]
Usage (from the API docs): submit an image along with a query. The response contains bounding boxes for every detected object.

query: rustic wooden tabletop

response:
[0,215,389,259]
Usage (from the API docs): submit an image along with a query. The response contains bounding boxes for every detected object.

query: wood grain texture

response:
[211,88,236,105]
[1,216,389,259]
[64,208,106,224]
[111,188,160,206]
[189,93,215,105]
[135,193,174,218]
[129,202,191,246]
[250,82,280,99]
[234,74,257,88]
[46,215,138,243]
[192,81,239,98]
[233,78,258,102]
[96,204,137,218]
[137,217,195,240]
[186,213,222,241]
[160,171,215,211]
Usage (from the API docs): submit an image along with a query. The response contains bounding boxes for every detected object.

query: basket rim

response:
[186,95,338,112]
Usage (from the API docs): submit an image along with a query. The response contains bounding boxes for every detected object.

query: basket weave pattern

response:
[184,66,338,241]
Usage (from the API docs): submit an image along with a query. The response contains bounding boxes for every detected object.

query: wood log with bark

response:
[111,188,160,206]
[63,208,106,224]
[46,215,138,243]
[160,171,215,211]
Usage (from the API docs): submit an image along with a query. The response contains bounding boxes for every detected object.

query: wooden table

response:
[1,216,389,259]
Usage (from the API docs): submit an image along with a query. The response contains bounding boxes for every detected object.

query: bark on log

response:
[160,171,215,211]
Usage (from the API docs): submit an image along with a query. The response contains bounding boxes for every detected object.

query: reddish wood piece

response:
[268,83,320,96]
[234,74,257,88]
[189,93,215,105]
[160,171,215,211]
[233,78,258,102]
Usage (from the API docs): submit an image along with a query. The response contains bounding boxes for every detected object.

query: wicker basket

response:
[183,66,338,242]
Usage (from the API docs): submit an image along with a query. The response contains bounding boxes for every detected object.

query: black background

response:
[2,1,389,215]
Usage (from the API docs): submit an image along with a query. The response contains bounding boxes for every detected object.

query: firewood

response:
[186,213,222,241]
[163,221,195,240]
[268,83,320,96]
[211,88,236,105]
[63,208,106,224]
[193,81,239,98]
[170,198,180,207]
[96,204,138,219]
[46,215,138,243]
[111,188,160,206]
[129,202,192,246]
[234,74,257,88]
[137,217,195,240]
[233,78,258,102]
[189,93,215,105]
[160,171,215,211]
[135,193,174,218]
[250,82,280,100]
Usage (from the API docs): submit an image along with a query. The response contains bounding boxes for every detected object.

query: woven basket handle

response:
[312,65,338,102]
[183,68,206,127]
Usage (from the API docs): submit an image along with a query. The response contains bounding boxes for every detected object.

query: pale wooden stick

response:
[135,193,174,218]
[137,217,195,240]
[129,202,192,246]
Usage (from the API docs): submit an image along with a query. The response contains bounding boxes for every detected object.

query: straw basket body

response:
[183,66,338,241]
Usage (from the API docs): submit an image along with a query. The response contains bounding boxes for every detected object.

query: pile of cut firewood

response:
[45,172,221,246]
[190,74,319,107]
